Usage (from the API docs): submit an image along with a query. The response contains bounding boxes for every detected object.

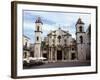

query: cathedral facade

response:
[42,28,77,62]
[34,17,91,62]
[23,17,91,63]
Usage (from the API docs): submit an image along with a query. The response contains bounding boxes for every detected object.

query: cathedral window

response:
[72,48,75,50]
[79,26,82,32]
[80,36,83,43]
[37,36,39,41]
[37,26,40,31]
[58,35,61,42]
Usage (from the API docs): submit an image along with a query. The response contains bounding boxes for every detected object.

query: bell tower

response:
[76,18,86,60]
[34,17,43,58]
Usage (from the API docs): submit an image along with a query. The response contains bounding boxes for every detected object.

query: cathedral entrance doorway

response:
[57,50,62,60]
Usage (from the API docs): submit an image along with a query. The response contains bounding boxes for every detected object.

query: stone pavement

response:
[23,60,91,69]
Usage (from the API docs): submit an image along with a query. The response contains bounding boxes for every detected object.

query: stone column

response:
[50,48,51,62]
[48,48,51,62]
[51,48,53,62]
[69,51,71,60]
[68,47,71,60]
[40,49,42,57]
[66,48,68,60]
[55,49,57,62]
[52,48,54,61]
[62,50,64,61]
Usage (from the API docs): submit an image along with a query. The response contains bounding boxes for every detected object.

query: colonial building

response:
[23,35,31,60]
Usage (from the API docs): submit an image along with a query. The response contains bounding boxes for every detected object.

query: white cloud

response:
[23,21,35,30]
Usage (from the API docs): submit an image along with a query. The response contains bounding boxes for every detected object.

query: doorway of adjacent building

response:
[71,53,76,60]
[57,50,62,60]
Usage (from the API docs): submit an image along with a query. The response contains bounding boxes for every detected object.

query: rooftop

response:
[35,17,43,24]
[76,18,84,25]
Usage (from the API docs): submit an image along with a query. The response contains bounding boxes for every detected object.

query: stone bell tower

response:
[34,17,43,58]
[76,18,86,60]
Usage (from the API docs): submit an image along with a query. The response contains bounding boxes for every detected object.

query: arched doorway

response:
[57,50,62,60]
[71,53,76,60]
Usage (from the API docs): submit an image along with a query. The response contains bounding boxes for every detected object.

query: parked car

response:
[23,57,46,66]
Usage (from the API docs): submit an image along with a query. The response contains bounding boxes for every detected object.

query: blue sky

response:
[23,10,91,43]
